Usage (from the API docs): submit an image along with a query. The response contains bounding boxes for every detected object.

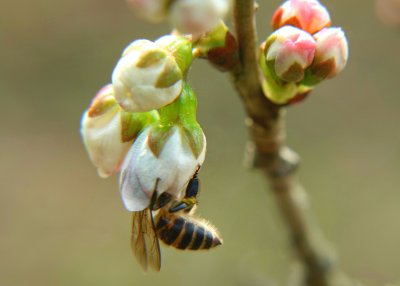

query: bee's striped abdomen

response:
[155,212,222,250]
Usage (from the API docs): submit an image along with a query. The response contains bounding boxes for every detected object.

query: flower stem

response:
[231,1,337,284]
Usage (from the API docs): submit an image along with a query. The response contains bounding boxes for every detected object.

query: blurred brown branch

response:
[230,1,348,285]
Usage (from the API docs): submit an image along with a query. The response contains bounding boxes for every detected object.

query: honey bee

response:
[154,208,222,251]
[130,171,222,271]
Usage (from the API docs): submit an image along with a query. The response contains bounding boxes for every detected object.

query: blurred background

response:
[1,0,400,285]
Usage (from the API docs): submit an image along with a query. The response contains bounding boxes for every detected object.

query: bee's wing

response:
[131,209,161,272]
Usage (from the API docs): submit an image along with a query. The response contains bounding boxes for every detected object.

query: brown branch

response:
[231,1,335,285]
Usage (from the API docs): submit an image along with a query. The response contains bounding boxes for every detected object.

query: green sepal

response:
[178,84,204,158]
[176,83,197,124]
[136,49,167,68]
[262,34,277,59]
[87,85,117,118]
[265,59,284,83]
[147,124,174,157]
[181,123,204,159]
[88,97,118,118]
[155,60,182,88]
[158,97,180,125]
[157,82,205,158]
[158,82,198,124]
[193,21,229,58]
[121,110,159,142]
[301,58,336,87]
[259,48,298,104]
[156,35,193,77]
[301,69,323,87]
[193,21,238,71]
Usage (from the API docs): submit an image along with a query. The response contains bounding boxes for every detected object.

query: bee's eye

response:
[185,177,199,198]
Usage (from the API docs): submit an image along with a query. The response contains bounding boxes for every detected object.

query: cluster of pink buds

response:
[260,0,349,105]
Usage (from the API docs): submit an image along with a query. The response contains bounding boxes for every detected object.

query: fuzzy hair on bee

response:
[130,170,222,271]
[154,208,222,250]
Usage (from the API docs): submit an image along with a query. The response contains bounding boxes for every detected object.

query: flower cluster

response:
[81,84,159,178]
[81,0,350,211]
[260,0,349,104]
[126,0,236,71]
[81,35,206,211]
[80,0,351,273]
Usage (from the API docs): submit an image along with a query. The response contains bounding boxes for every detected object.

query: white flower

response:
[120,126,206,211]
[170,0,230,37]
[112,39,183,112]
[81,85,132,178]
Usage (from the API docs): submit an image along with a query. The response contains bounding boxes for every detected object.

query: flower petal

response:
[119,126,206,211]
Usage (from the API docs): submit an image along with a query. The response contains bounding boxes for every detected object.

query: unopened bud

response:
[272,0,331,34]
[155,35,193,76]
[81,84,159,178]
[169,0,230,38]
[309,27,348,81]
[263,26,316,83]
[112,39,184,112]
[126,0,170,23]
[193,22,238,71]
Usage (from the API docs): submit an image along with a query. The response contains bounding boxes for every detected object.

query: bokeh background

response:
[1,1,400,285]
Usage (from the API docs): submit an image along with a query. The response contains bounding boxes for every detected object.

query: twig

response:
[231,0,334,285]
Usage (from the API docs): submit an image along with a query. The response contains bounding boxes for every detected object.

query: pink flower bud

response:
[272,0,331,34]
[264,26,316,82]
[310,27,348,80]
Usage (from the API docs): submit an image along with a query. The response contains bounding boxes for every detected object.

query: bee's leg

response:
[169,198,197,213]
[155,192,172,209]
[148,178,174,211]
[149,178,160,210]
[169,200,190,213]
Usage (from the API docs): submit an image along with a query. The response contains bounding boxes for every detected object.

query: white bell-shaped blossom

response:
[81,84,159,178]
[81,85,132,178]
[120,126,206,212]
